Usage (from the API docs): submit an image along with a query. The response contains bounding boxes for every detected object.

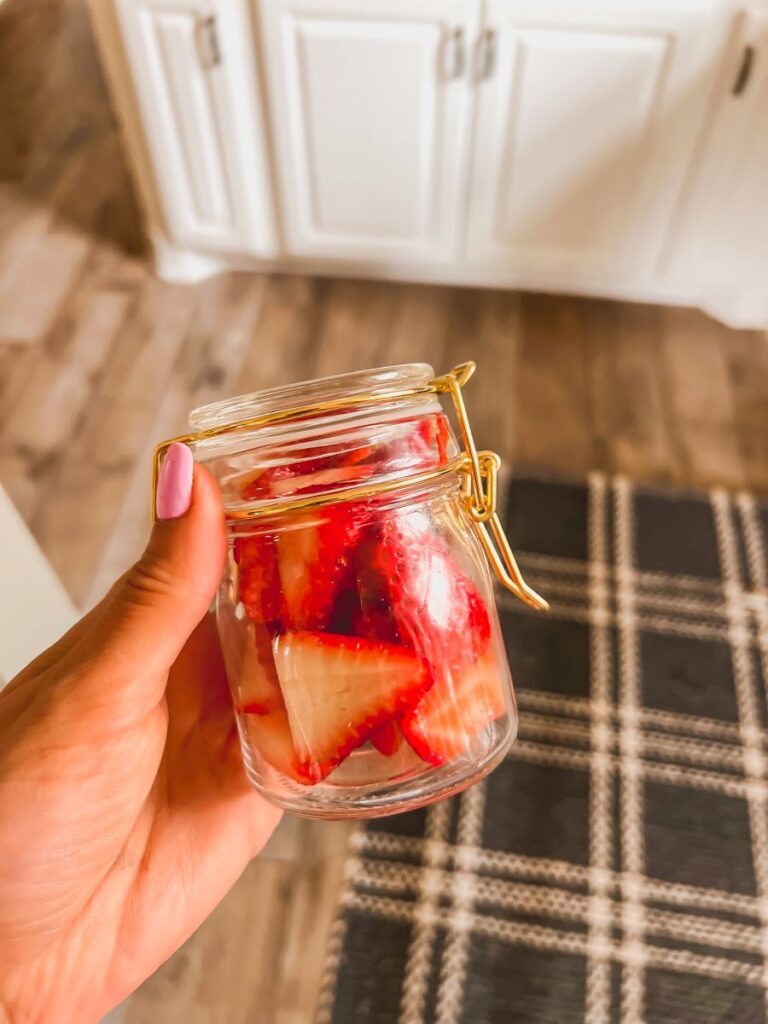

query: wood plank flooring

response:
[2,1,768,1021]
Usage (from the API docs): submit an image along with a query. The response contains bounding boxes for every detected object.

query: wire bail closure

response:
[152,362,548,612]
[434,363,548,612]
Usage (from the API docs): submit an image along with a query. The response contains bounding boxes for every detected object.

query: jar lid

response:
[189,363,436,432]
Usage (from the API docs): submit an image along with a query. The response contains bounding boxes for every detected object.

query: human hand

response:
[0,445,281,1023]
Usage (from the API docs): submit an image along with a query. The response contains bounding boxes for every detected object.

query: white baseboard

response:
[152,235,229,284]
[146,243,768,329]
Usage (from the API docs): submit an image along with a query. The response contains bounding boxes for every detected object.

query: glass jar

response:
[155,363,546,819]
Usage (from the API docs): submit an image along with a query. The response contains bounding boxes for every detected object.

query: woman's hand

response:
[0,445,281,1023]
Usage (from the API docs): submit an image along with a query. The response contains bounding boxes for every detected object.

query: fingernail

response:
[156,442,194,520]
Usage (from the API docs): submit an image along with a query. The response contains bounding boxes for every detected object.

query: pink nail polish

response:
[156,442,194,520]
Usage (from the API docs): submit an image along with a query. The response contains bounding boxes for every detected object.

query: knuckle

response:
[122,555,178,606]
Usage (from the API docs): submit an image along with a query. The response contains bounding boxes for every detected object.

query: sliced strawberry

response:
[239,461,372,630]
[273,631,431,783]
[378,416,439,474]
[241,464,297,502]
[235,533,283,624]
[369,720,403,756]
[359,514,491,670]
[239,450,374,503]
[235,625,281,715]
[278,505,367,631]
[340,443,374,466]
[237,627,303,781]
[414,416,437,453]
[402,652,508,765]
[244,707,300,781]
[327,577,364,636]
[352,533,401,644]
[266,463,373,499]
[291,441,374,470]
[355,601,400,646]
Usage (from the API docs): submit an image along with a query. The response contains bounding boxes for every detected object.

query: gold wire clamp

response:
[151,362,548,612]
[435,364,548,611]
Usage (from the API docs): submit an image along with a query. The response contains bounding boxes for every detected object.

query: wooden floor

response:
[3,1,768,1022]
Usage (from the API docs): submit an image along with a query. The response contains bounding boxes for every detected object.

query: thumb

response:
[93,443,227,692]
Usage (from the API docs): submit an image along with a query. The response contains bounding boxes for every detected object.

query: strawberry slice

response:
[235,533,283,624]
[278,505,367,631]
[239,451,374,502]
[359,514,491,669]
[340,443,374,466]
[244,711,298,780]
[377,416,440,474]
[369,720,403,756]
[327,577,365,636]
[237,628,301,781]
[235,625,281,715]
[246,463,373,501]
[401,652,508,765]
[353,533,401,644]
[238,462,371,628]
[273,463,373,497]
[273,631,431,784]
[241,464,296,502]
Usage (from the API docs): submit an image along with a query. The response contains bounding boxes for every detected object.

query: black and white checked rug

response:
[316,474,768,1024]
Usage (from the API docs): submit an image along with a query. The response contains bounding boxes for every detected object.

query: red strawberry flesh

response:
[402,652,508,765]
[237,627,302,781]
[369,720,404,756]
[235,533,282,624]
[273,631,431,783]
[235,624,282,715]
[244,708,300,781]
[436,415,451,464]
[278,505,367,631]
[360,513,491,670]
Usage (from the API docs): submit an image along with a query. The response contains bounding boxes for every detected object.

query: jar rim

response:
[189,363,435,431]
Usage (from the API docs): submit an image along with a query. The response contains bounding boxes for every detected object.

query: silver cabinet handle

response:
[442,27,465,80]
[474,27,496,81]
[197,14,222,68]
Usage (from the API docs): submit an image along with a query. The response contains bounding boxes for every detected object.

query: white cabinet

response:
[257,0,736,288]
[109,0,276,257]
[665,6,768,327]
[466,0,733,286]
[92,0,768,326]
[258,0,478,263]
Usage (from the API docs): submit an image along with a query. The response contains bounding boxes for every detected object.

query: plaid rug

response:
[316,474,768,1024]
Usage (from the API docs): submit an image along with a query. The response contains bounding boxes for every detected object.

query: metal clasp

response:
[434,362,549,612]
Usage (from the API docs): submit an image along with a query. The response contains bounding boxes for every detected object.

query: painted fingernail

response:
[156,442,194,520]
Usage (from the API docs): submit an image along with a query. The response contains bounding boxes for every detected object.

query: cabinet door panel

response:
[491,30,666,264]
[145,7,235,235]
[666,11,768,326]
[468,1,732,282]
[114,0,275,253]
[260,0,475,262]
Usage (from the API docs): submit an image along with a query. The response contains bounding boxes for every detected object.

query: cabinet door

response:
[259,0,477,263]
[467,0,733,284]
[666,10,768,327]
[114,0,276,254]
